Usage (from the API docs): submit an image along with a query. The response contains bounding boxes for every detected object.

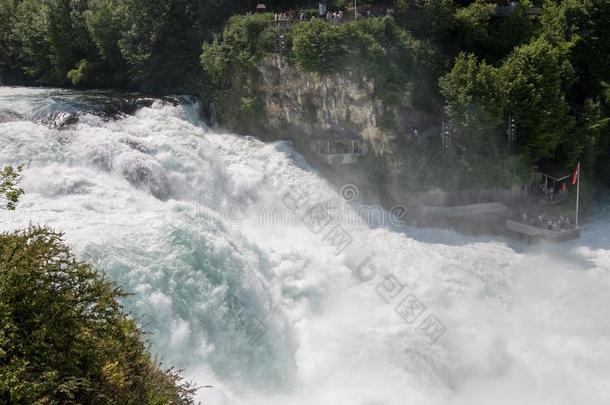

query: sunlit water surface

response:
[1,87,609,405]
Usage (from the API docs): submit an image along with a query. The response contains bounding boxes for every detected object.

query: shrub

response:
[0,227,196,404]
[291,20,346,73]
[0,165,24,211]
[67,59,90,86]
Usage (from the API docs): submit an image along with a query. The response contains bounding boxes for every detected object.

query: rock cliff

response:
[255,56,436,155]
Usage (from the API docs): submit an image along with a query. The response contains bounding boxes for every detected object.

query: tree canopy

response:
[0,226,196,404]
[1,0,609,187]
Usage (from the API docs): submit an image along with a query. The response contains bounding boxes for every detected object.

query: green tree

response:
[440,52,505,124]
[540,0,610,101]
[490,2,536,59]
[201,13,276,131]
[398,0,456,44]
[10,0,56,82]
[0,0,19,78]
[113,0,242,92]
[291,20,347,74]
[0,165,24,211]
[454,0,494,55]
[0,226,196,404]
[84,0,130,84]
[568,98,610,172]
[439,53,525,187]
[501,38,574,160]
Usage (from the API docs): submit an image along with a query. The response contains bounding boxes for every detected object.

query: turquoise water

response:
[1,86,609,405]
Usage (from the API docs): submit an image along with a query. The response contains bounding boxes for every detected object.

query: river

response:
[1,86,609,405]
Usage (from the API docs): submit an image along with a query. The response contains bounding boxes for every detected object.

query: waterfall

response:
[1,86,609,405]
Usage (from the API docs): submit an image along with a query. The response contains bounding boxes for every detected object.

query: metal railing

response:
[492,5,541,17]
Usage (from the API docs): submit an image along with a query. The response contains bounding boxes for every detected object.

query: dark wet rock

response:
[41,111,80,129]
[3,89,202,131]
[115,151,170,200]
[120,137,151,154]
[0,110,22,123]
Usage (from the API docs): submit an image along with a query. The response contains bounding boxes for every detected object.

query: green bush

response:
[201,13,277,85]
[67,59,90,86]
[0,165,24,211]
[291,20,346,73]
[290,17,414,75]
[0,227,196,404]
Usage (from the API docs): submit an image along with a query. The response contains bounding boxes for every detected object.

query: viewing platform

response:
[527,160,572,205]
[492,5,541,18]
[506,219,581,242]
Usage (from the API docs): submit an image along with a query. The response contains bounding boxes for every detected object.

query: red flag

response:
[571,162,580,185]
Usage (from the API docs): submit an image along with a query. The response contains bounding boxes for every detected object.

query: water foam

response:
[1,87,609,405]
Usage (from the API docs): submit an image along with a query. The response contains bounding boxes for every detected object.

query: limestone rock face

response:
[256,56,433,155]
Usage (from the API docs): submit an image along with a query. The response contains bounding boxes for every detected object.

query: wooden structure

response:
[506,220,581,242]
[534,160,570,204]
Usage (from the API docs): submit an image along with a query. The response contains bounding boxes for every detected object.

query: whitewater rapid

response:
[1,87,609,405]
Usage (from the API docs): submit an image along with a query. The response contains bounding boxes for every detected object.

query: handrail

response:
[253,14,389,27]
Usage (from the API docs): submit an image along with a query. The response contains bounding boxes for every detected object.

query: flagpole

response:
[575,162,580,227]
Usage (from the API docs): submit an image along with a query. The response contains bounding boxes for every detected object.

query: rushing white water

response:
[1,86,609,405]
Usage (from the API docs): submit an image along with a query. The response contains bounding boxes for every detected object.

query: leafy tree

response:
[67,59,91,86]
[3,0,251,90]
[8,0,97,84]
[540,0,610,101]
[291,20,347,74]
[84,0,130,85]
[568,98,610,172]
[10,0,57,82]
[0,165,24,211]
[489,2,536,59]
[201,13,276,131]
[440,52,505,124]
[398,0,456,43]
[439,53,526,187]
[0,0,19,78]
[501,38,574,160]
[112,0,243,92]
[0,226,197,404]
[453,0,494,55]
[289,17,423,103]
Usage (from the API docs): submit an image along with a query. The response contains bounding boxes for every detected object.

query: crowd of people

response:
[326,11,345,26]
[517,210,575,231]
[274,11,304,21]
[540,182,568,201]
[269,6,394,25]
[273,10,344,24]
[521,181,569,202]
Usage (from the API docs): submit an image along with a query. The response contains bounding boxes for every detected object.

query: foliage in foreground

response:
[0,165,24,211]
[0,226,196,404]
